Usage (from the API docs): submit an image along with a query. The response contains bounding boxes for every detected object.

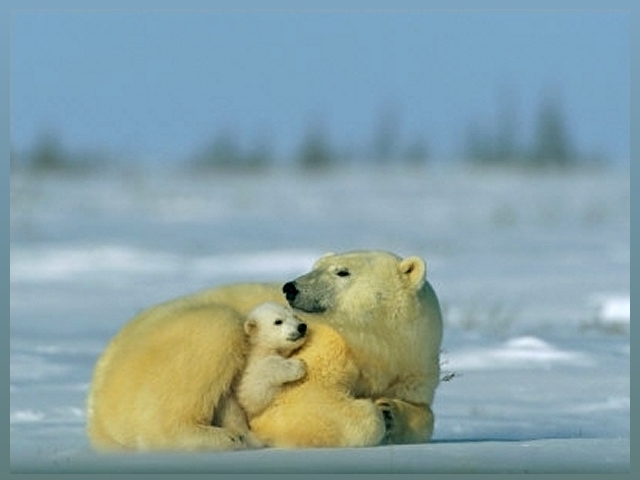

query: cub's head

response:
[245,302,308,356]
[282,250,427,326]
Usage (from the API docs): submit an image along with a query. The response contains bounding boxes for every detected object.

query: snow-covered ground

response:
[9,165,630,472]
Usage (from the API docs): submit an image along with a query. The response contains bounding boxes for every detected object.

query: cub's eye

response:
[274,319,283,325]
[336,269,350,277]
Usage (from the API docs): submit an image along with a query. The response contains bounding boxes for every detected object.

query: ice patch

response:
[569,396,630,414]
[10,407,86,425]
[585,294,630,333]
[447,336,593,370]
[10,245,183,282]
[10,353,70,381]
[193,250,318,278]
[32,343,104,356]
[595,295,630,322]
[52,407,86,419]
[10,245,319,283]
[11,410,45,423]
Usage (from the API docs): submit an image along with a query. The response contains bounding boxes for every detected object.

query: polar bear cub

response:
[237,302,308,419]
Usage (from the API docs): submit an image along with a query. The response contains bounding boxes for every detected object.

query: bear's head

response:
[282,250,429,325]
[282,250,443,402]
[245,302,308,357]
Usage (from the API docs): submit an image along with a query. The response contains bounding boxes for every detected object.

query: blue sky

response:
[10,10,630,164]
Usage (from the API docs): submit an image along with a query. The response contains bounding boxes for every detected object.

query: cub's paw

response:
[286,358,307,381]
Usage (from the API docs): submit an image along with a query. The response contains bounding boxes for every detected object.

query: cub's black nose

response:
[282,281,298,302]
[298,323,307,334]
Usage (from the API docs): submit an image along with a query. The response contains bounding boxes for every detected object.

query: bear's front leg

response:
[374,398,434,444]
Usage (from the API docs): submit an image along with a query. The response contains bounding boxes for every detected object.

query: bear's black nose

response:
[298,323,307,334]
[282,281,298,302]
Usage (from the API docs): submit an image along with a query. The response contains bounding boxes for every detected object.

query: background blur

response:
[10,10,629,172]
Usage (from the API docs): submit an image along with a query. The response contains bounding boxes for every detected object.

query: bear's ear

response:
[399,256,426,289]
[244,319,257,336]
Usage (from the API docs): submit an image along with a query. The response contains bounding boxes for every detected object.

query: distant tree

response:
[493,91,520,164]
[371,103,401,163]
[28,132,70,171]
[297,122,335,171]
[530,92,574,167]
[191,130,243,170]
[464,89,522,166]
[463,119,495,164]
[16,132,104,174]
[403,137,429,166]
[244,139,273,170]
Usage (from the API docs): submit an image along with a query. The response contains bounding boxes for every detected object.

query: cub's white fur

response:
[237,302,308,418]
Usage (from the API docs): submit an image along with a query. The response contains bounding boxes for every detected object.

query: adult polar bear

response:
[86,250,443,451]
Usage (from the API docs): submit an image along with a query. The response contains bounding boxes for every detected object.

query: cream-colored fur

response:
[236,303,307,419]
[249,322,387,448]
[86,284,285,451]
[86,251,443,450]
[281,250,443,444]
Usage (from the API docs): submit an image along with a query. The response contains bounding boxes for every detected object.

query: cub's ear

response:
[399,256,426,289]
[244,319,258,336]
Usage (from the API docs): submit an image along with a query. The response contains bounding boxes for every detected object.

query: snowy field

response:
[9,165,630,473]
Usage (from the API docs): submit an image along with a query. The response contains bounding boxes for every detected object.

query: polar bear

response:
[86,250,442,450]
[236,302,308,419]
[281,251,443,444]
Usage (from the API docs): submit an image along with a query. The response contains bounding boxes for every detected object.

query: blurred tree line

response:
[11,89,608,175]
[462,89,603,168]
[10,131,108,174]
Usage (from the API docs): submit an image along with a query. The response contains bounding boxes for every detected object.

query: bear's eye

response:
[336,269,350,277]
[274,319,283,325]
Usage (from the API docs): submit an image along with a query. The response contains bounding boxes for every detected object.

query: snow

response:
[9,165,630,472]
[586,294,630,334]
[446,336,594,370]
